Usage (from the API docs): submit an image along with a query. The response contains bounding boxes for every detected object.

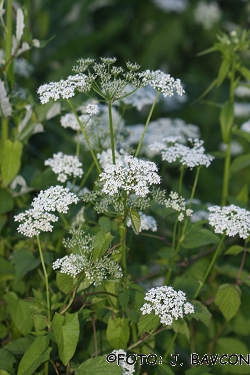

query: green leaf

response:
[0,80,12,117]
[56,272,74,294]
[236,184,249,204]
[217,59,230,87]
[4,292,33,335]
[190,300,212,327]
[106,317,130,349]
[1,140,23,186]
[52,312,79,366]
[238,66,250,80]
[185,367,211,375]
[129,208,141,235]
[17,336,51,375]
[0,349,16,374]
[214,338,249,374]
[0,190,14,215]
[182,228,220,248]
[172,319,190,341]
[5,337,35,356]
[76,356,122,375]
[12,250,40,282]
[231,153,250,174]
[157,364,175,375]
[219,101,234,144]
[224,245,244,256]
[0,256,15,282]
[215,284,241,321]
[92,230,114,260]
[118,287,130,309]
[138,313,160,337]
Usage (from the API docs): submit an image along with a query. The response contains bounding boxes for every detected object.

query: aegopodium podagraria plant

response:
[11,50,250,375]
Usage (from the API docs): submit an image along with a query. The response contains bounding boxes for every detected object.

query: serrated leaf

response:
[215,284,241,321]
[129,208,141,234]
[182,228,220,248]
[0,349,16,374]
[224,245,244,256]
[4,292,33,335]
[138,313,160,337]
[214,337,249,374]
[190,300,212,327]
[56,272,74,294]
[76,356,122,375]
[106,317,130,349]
[172,319,190,341]
[12,250,40,282]
[17,336,51,375]
[92,230,114,260]
[52,312,79,366]
[231,153,250,174]
[0,189,14,215]
[1,140,23,186]
[0,80,12,117]
[220,101,234,144]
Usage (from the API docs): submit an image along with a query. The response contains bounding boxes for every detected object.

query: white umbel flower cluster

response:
[14,186,79,237]
[193,1,221,30]
[44,152,84,182]
[149,137,214,169]
[99,155,161,197]
[165,191,193,221]
[208,204,250,239]
[37,74,91,104]
[140,286,194,326]
[60,113,88,131]
[14,209,58,238]
[32,185,79,214]
[97,148,125,169]
[139,69,184,97]
[85,103,99,116]
[127,211,157,232]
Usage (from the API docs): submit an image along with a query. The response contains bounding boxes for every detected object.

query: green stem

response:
[193,233,226,299]
[221,136,231,206]
[67,100,101,174]
[79,161,95,189]
[178,165,185,196]
[36,235,51,326]
[59,212,70,229]
[108,101,116,164]
[189,167,200,206]
[135,91,160,157]
[164,332,178,359]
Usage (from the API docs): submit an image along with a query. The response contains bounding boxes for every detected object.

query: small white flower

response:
[152,0,188,13]
[97,148,125,168]
[37,74,91,104]
[194,1,221,30]
[139,69,184,97]
[99,155,161,197]
[44,152,84,182]
[86,103,99,116]
[60,112,88,131]
[149,137,213,169]
[208,204,250,239]
[165,191,193,221]
[32,185,79,214]
[240,119,250,133]
[234,103,250,118]
[14,209,58,237]
[140,286,194,326]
